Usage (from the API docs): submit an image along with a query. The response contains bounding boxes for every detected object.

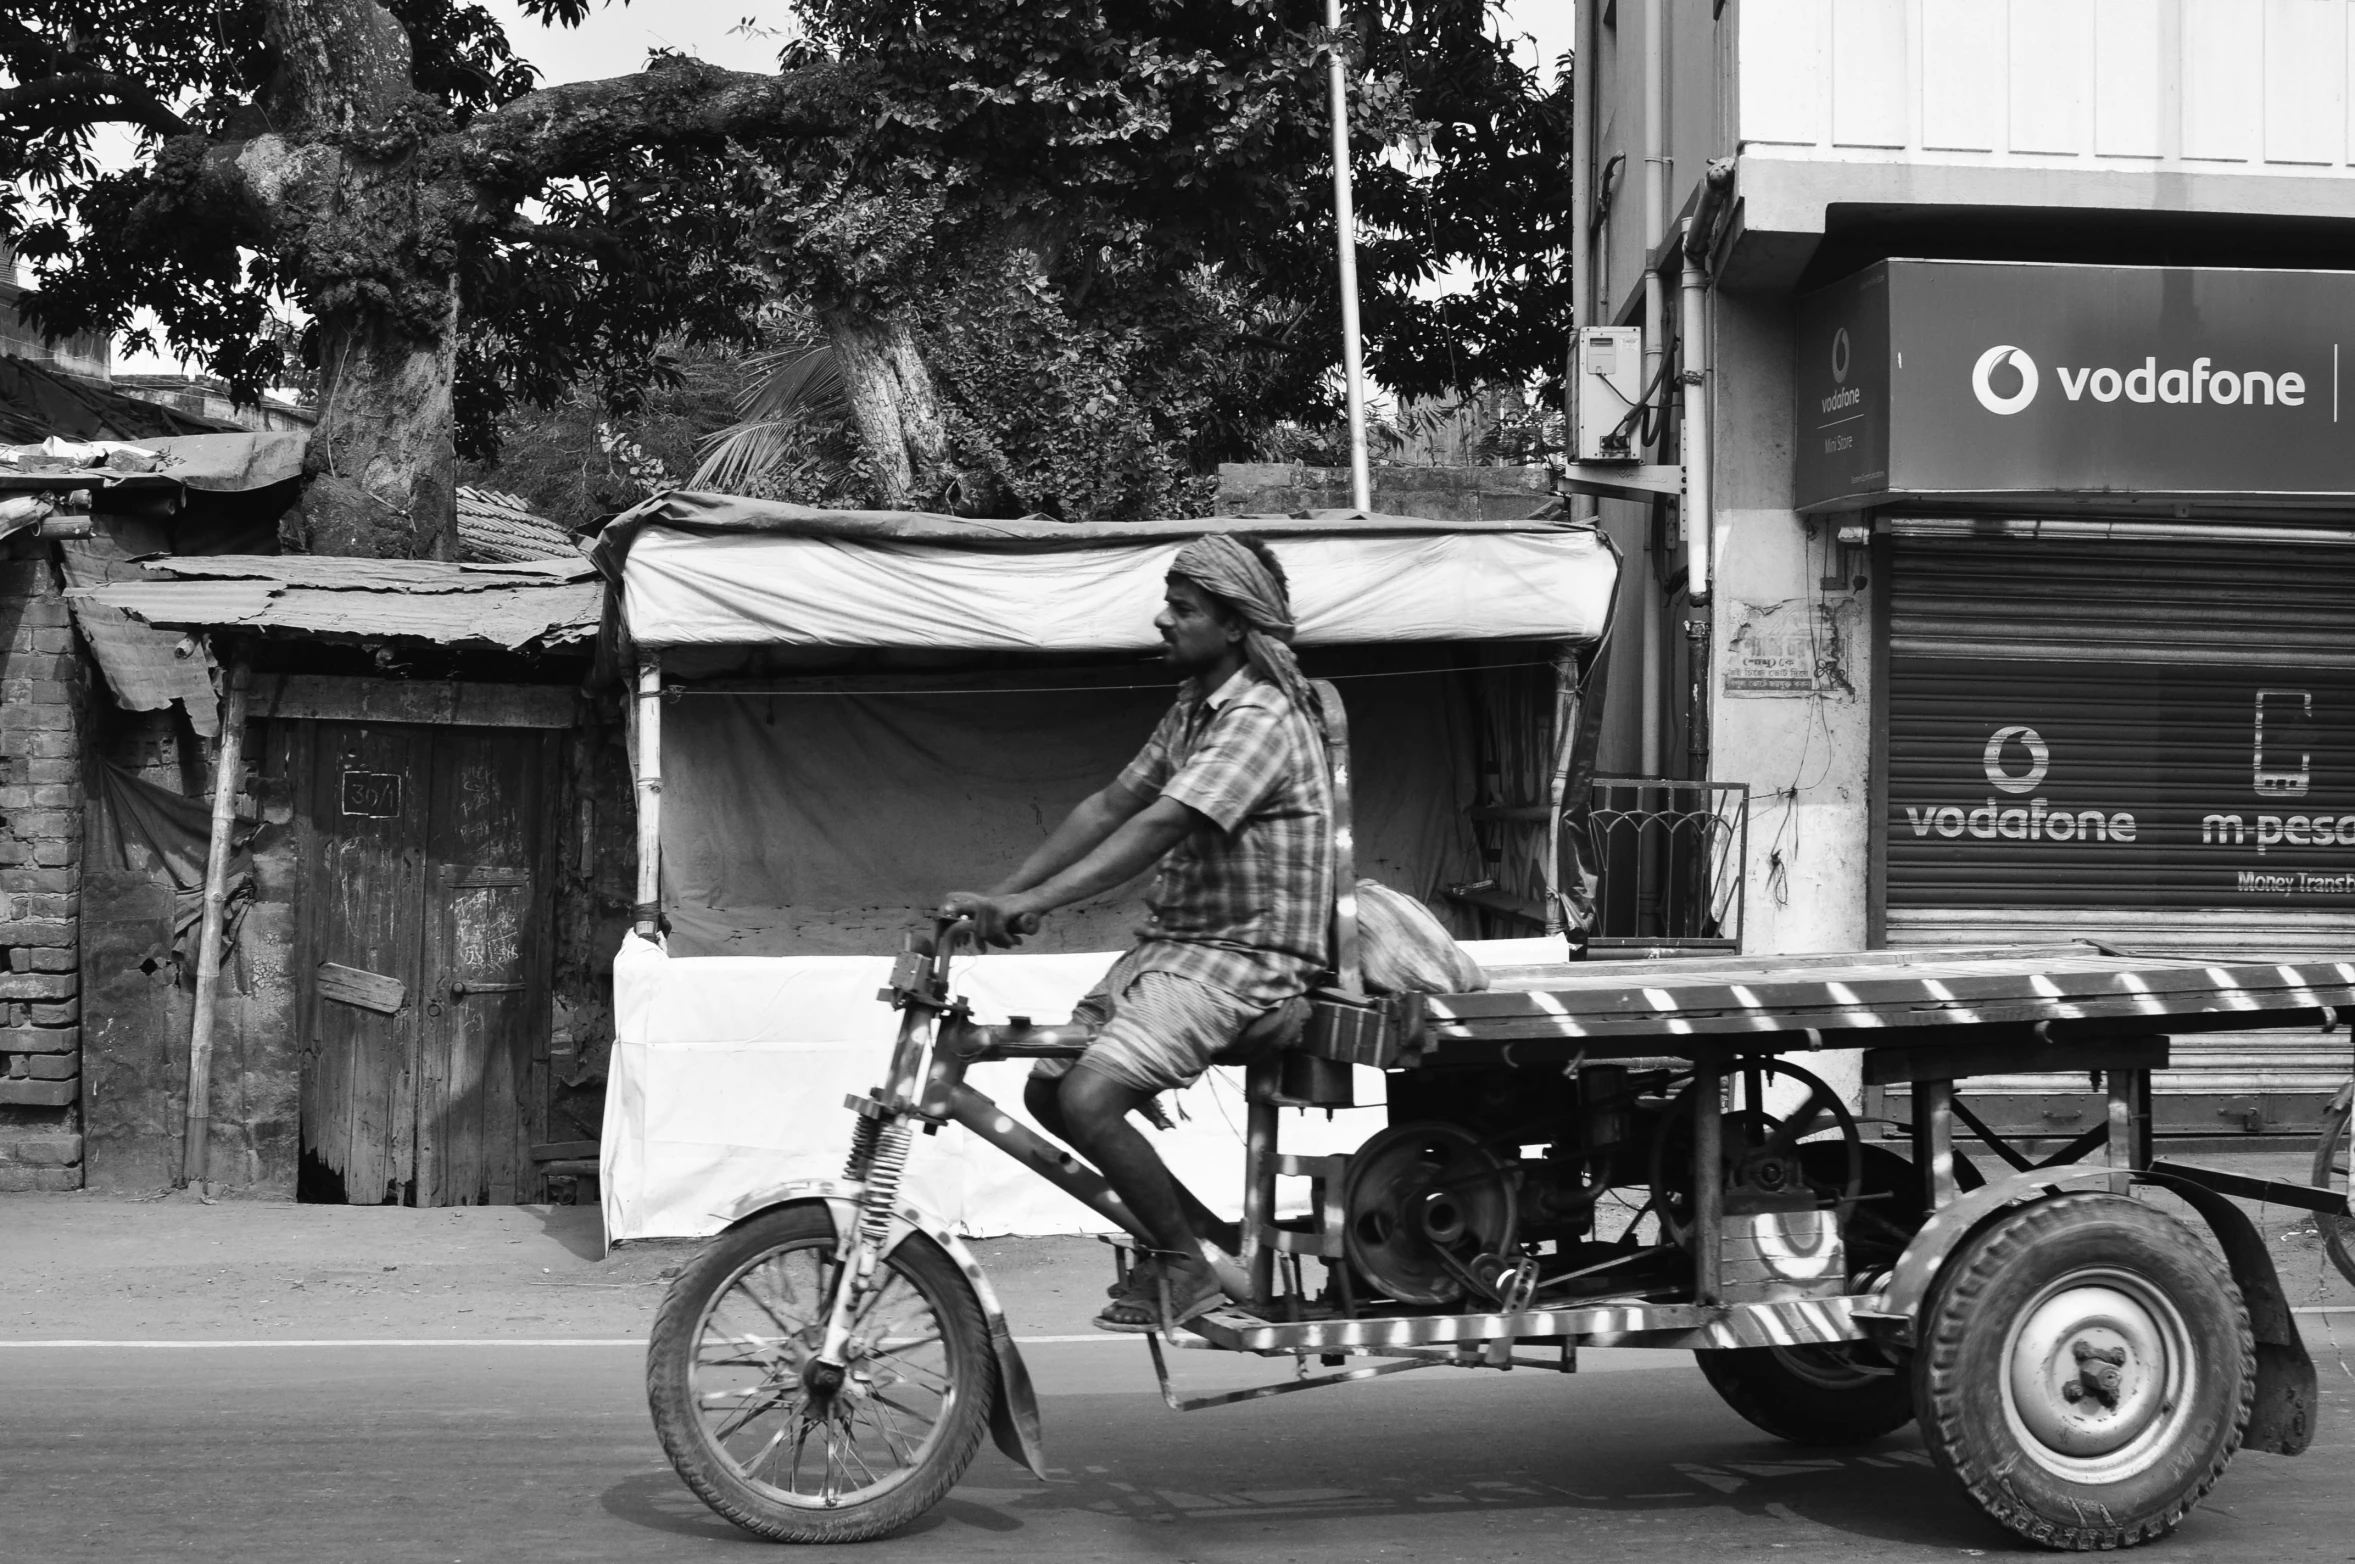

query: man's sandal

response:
[1093,1263,1224,1334]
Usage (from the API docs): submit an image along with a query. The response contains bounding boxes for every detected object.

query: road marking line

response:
[0,1333,1139,1349]
[12,1311,2351,1349]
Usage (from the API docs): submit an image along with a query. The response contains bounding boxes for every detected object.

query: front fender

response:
[715,1182,1048,1481]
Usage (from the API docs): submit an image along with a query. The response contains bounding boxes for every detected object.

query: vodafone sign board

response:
[1794,259,2355,510]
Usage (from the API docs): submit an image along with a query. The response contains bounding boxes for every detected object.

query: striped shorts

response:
[1030,949,1262,1095]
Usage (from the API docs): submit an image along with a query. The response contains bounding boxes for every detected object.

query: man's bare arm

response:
[989,778,1155,896]
[1002,796,1199,920]
[942,794,1198,944]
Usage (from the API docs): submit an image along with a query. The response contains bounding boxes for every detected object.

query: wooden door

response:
[417,730,549,1206]
[299,723,552,1205]
[302,723,432,1205]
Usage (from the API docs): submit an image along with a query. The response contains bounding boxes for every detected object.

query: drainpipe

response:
[1680,217,1714,781]
[1679,217,1713,609]
[1569,2,1591,359]
[1638,0,1667,779]
[181,644,251,1192]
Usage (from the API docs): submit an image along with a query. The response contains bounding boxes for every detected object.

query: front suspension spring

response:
[859,1120,914,1250]
[842,1110,880,1182]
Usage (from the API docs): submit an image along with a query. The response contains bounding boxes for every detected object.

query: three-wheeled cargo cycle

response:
[644,922,2355,1550]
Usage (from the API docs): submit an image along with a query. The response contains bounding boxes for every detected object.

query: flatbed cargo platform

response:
[1415,943,2355,1060]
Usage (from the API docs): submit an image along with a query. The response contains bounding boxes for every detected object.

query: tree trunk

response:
[300,297,460,558]
[820,303,952,509]
[258,0,459,557]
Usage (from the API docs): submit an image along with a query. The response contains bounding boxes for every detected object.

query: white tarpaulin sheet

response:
[601,934,1570,1242]
[621,524,1615,650]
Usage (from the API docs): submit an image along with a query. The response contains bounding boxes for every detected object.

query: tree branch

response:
[0,73,193,138]
[457,55,840,207]
[492,217,622,255]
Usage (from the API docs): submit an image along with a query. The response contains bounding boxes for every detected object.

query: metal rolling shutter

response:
[1882,518,2355,1136]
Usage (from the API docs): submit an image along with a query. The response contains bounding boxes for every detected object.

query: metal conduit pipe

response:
[1638,0,1667,777]
[1678,217,1712,609]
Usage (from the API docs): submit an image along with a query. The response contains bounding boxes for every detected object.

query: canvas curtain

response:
[659,671,1479,958]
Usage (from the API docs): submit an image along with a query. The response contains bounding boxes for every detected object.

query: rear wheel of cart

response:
[2312,1091,2355,1287]
[1697,1341,1914,1445]
[1913,1193,2253,1551]
[647,1203,996,1544]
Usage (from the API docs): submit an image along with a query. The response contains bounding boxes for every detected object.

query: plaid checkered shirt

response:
[1117,668,1335,1008]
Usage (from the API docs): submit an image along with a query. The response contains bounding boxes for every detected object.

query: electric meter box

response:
[1569,326,1644,463]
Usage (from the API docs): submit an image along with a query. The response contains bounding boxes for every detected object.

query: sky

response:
[105,1,1571,377]
[477,2,1572,89]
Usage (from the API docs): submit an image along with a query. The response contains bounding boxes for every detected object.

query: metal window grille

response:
[1583,778,1748,953]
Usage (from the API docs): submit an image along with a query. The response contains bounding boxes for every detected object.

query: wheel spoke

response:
[1763,1089,1833,1155]
[868,1349,952,1395]
[710,1385,797,1443]
[867,1390,941,1432]
[864,1400,920,1468]
[736,1272,818,1345]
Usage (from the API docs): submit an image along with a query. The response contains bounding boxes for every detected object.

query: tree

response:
[3,2,1567,551]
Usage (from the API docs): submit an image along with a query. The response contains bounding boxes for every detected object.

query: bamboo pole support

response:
[181,645,252,1191]
[633,653,664,937]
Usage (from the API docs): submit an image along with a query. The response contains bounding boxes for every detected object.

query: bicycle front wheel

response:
[647,1203,996,1543]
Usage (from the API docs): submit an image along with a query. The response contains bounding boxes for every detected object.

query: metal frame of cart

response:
[645,928,2355,1547]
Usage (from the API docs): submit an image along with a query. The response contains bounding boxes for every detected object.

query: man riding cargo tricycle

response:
[594,503,2353,1550]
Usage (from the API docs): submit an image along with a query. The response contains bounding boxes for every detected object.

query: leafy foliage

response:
[4,0,1569,509]
[455,341,741,519]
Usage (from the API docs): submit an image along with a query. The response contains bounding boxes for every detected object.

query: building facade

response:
[1574,0,2355,1135]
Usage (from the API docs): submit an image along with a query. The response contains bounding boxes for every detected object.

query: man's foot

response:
[1106,1253,1160,1301]
[1093,1256,1226,1334]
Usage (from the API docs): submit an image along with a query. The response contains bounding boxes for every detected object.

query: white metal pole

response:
[633,653,664,939]
[1326,0,1373,514]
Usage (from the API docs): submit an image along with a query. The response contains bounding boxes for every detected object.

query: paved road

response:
[4,1336,2351,1563]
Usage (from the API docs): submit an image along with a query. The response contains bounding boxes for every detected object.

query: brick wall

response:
[0,550,83,1190]
[1214,462,1556,523]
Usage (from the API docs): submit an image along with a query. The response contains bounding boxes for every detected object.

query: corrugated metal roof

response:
[0,430,308,494]
[65,553,602,651]
[456,486,579,564]
[145,555,592,590]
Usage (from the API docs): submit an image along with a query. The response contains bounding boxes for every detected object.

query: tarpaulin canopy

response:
[595,492,1615,651]
[0,431,307,494]
[603,495,1610,1240]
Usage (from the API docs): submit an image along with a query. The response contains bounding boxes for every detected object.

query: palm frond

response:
[736,343,846,422]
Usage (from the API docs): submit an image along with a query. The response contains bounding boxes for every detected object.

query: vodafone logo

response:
[1971,345,2039,415]
[1982,726,2050,793]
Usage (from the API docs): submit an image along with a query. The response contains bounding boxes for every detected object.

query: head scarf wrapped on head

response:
[1167,532,1321,733]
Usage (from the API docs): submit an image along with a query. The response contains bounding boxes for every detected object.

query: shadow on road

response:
[531,1203,611,1263]
[600,1427,2018,1552]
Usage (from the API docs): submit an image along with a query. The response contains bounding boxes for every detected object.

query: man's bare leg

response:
[1024,1074,1239,1253]
[1056,1068,1234,1305]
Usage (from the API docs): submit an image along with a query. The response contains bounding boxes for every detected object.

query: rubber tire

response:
[1912,1193,2254,1551]
[1697,1343,1916,1445]
[646,1204,997,1544]
[2313,1097,2355,1288]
